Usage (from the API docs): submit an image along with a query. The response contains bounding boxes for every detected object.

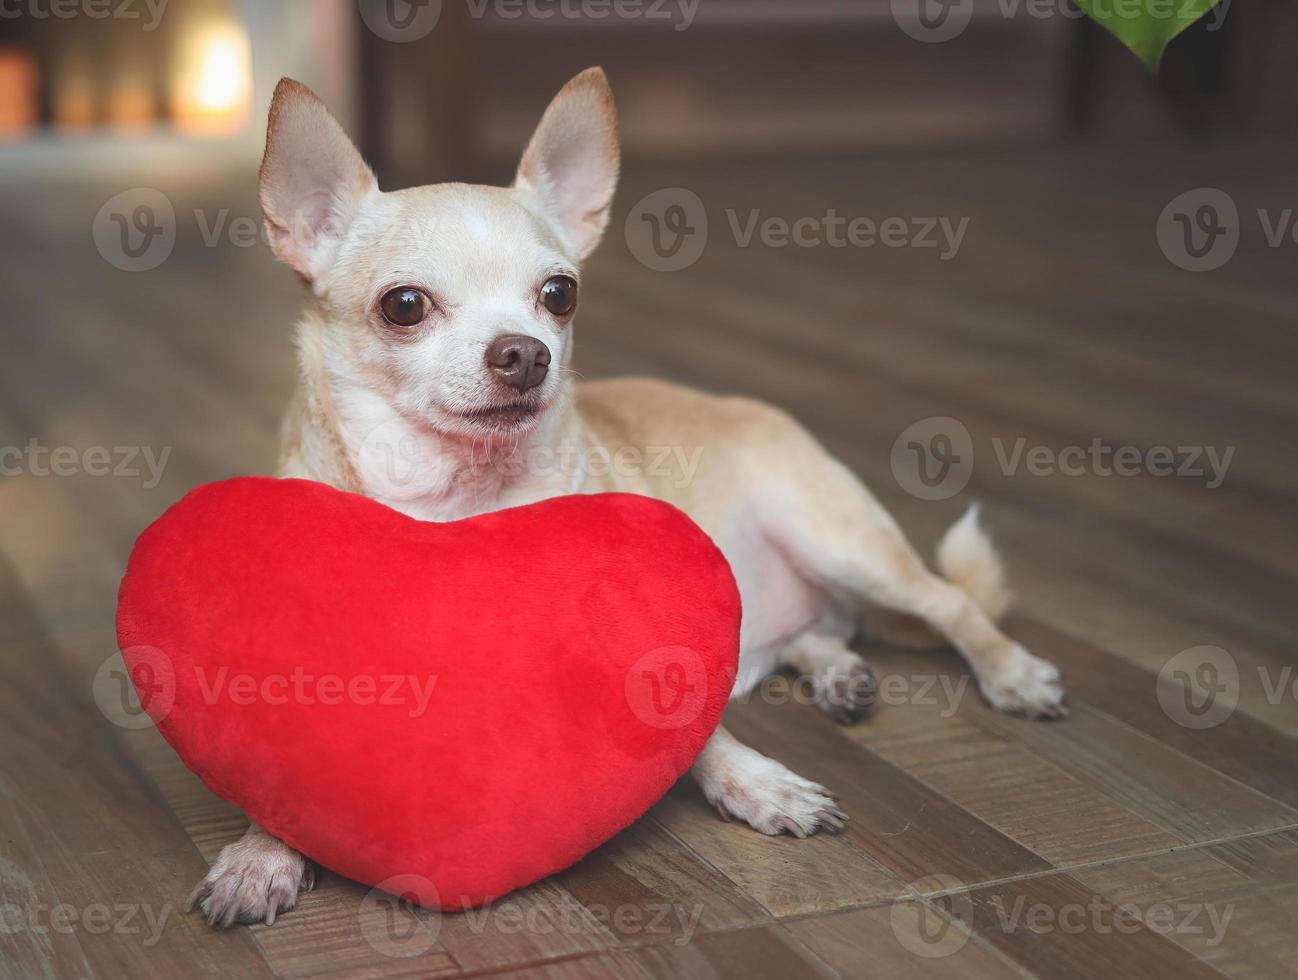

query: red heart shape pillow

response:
[116,478,739,909]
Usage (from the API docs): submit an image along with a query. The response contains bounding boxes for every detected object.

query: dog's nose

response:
[485,334,551,393]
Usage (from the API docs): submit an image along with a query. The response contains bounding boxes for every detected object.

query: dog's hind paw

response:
[979,644,1067,720]
[814,656,878,725]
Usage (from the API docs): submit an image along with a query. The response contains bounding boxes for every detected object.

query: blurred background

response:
[2,0,1294,170]
[4,3,1298,976]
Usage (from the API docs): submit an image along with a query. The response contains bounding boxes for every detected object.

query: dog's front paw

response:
[980,644,1067,720]
[706,757,848,837]
[187,828,315,927]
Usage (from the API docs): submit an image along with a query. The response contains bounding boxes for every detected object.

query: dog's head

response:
[260,69,618,441]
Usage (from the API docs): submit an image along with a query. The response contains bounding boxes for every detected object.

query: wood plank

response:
[950,872,1229,980]
[0,555,275,979]
[431,881,616,975]
[723,698,1054,887]
[842,689,1184,865]
[476,951,652,980]
[475,925,842,980]
[971,693,1298,843]
[1071,832,1298,980]
[646,783,905,918]
[1007,616,1298,812]
[0,774,95,980]
[553,818,772,944]
[622,923,838,980]
[784,903,1020,979]
[998,561,1298,738]
[855,646,1298,845]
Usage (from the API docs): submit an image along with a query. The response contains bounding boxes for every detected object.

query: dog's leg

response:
[759,447,1064,718]
[187,822,315,927]
[787,509,1063,717]
[783,632,878,725]
[868,567,1065,718]
[691,726,847,837]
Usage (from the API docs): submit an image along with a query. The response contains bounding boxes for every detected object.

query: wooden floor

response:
[3,138,1298,979]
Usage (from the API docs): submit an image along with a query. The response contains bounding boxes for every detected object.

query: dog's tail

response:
[860,504,1011,648]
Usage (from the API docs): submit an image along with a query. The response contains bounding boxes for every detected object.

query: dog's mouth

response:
[459,400,543,428]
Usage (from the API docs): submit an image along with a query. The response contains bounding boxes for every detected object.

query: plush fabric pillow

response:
[116,477,739,910]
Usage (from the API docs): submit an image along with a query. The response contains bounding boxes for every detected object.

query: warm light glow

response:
[0,49,39,139]
[196,37,244,111]
[54,79,97,134]
[107,80,158,132]
[173,21,252,136]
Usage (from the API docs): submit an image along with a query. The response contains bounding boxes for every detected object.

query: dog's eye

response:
[540,275,577,317]
[379,287,429,327]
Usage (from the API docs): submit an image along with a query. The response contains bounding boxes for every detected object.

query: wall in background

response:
[1,0,1293,184]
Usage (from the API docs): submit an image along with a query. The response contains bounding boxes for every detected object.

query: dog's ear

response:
[260,78,376,284]
[514,67,620,260]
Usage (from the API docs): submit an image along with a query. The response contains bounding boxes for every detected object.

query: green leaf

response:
[1073,0,1226,72]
